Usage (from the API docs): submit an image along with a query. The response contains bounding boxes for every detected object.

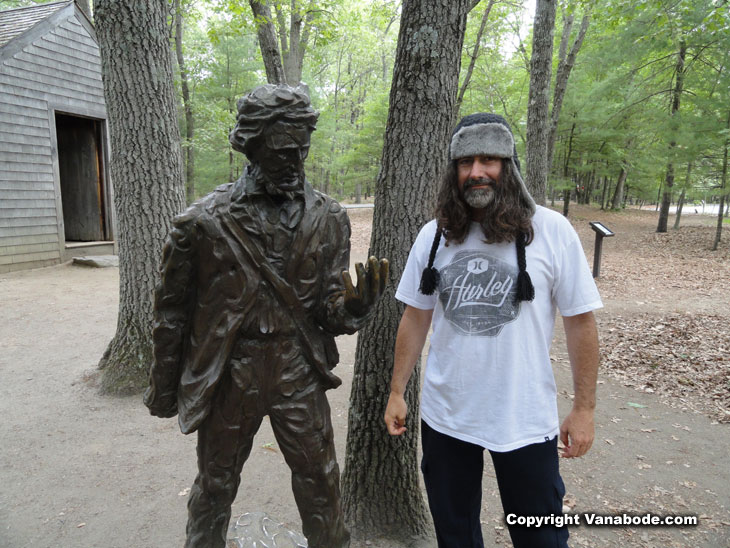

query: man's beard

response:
[462,178,496,209]
[263,177,304,201]
[252,164,305,201]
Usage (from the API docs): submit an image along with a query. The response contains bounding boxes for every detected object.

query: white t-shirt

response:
[396,206,603,452]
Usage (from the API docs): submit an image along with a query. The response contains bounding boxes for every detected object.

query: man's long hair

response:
[435,159,534,245]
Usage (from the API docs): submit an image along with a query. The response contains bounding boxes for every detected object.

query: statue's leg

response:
[185,372,263,548]
[270,376,350,548]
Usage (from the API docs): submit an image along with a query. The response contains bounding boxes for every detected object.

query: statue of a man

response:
[143,84,387,548]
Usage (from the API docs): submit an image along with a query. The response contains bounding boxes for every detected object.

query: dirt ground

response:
[0,204,728,548]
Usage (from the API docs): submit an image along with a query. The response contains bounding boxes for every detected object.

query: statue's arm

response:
[143,212,197,418]
[318,207,385,335]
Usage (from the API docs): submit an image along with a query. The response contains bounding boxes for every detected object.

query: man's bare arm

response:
[384,305,433,436]
[559,311,599,458]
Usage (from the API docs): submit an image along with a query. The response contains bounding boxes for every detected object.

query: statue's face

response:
[255,120,311,195]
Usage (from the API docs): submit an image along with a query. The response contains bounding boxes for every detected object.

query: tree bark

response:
[547,11,589,174]
[525,0,557,205]
[174,0,195,204]
[657,40,686,233]
[249,0,286,84]
[342,0,474,540]
[94,0,185,394]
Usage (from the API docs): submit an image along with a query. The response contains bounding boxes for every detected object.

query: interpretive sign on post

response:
[589,221,614,278]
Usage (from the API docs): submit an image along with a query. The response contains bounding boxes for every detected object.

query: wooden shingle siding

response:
[0,2,110,273]
[0,240,59,256]
[0,65,104,103]
[5,54,102,89]
[0,249,59,266]
[0,223,57,237]
[1,188,55,200]
[0,215,56,228]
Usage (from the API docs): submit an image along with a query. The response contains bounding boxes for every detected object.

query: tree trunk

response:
[342,0,474,540]
[525,0,557,204]
[547,11,589,174]
[454,0,495,117]
[657,40,686,233]
[712,110,729,251]
[562,187,570,216]
[673,162,692,230]
[274,0,314,85]
[249,0,286,84]
[610,162,628,210]
[94,0,185,394]
[174,0,195,204]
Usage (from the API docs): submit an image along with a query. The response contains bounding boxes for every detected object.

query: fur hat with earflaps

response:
[419,113,536,304]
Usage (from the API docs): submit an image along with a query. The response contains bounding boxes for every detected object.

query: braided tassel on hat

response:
[419,227,443,295]
[514,231,535,304]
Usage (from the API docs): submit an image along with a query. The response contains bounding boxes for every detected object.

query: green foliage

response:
[165,0,729,209]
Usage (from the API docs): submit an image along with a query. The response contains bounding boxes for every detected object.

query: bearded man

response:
[384,113,602,548]
[144,84,387,548]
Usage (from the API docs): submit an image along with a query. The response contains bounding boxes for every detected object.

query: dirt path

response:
[0,205,728,548]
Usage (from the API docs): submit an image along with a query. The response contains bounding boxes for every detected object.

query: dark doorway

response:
[56,113,108,242]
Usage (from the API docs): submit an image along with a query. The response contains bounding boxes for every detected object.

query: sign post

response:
[589,221,614,278]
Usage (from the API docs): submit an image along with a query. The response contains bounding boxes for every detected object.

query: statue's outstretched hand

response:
[342,256,389,317]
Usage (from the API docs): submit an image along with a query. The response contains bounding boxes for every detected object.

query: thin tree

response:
[657,40,687,233]
[673,162,692,229]
[341,0,480,540]
[525,0,557,204]
[455,0,496,117]
[547,8,589,175]
[712,109,729,250]
[94,0,186,394]
[173,0,195,203]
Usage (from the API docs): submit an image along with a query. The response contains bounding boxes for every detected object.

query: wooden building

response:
[0,1,114,273]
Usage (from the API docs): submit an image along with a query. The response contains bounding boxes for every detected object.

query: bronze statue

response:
[143,84,388,548]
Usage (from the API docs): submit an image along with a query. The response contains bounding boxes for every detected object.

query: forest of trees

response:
[5,0,727,222]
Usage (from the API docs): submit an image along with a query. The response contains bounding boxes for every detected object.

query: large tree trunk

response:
[525,0,557,204]
[547,11,589,174]
[249,0,286,84]
[341,0,474,540]
[657,41,686,233]
[94,0,185,394]
[174,0,195,204]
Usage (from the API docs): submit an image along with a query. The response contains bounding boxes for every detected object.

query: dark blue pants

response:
[421,420,569,548]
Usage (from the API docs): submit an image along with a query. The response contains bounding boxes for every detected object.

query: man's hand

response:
[384,391,408,436]
[342,256,389,317]
[559,407,594,458]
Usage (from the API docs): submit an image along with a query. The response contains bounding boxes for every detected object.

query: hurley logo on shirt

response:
[438,250,521,336]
